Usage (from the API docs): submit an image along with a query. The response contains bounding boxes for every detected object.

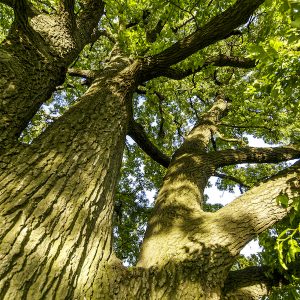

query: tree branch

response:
[222,266,286,299]
[77,0,105,45]
[128,120,171,168]
[224,267,269,299]
[215,131,247,145]
[146,19,165,43]
[67,68,97,79]
[211,145,300,168]
[152,54,255,80]
[215,160,300,256]
[90,29,116,44]
[214,172,250,190]
[143,0,264,74]
[60,0,75,15]
[10,0,34,27]
[0,0,38,17]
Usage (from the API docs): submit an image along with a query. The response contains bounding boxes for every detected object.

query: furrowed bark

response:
[0,2,104,150]
[137,98,230,298]
[137,95,299,298]
[0,57,140,299]
[213,145,300,167]
[214,161,300,256]
[222,266,286,299]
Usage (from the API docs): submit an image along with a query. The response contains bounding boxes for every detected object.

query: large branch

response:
[77,0,105,45]
[67,68,97,79]
[155,55,255,80]
[222,266,286,300]
[0,0,38,17]
[215,160,300,256]
[211,145,300,168]
[59,0,75,24]
[128,120,171,168]
[143,0,264,76]
[8,0,37,27]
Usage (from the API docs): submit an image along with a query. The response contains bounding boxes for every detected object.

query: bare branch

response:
[128,120,171,168]
[153,54,255,80]
[142,0,264,77]
[211,145,300,168]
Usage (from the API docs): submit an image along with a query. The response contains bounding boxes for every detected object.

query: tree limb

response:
[142,0,264,78]
[10,0,33,27]
[77,0,105,45]
[60,0,75,14]
[215,131,247,145]
[215,160,300,256]
[90,29,116,44]
[214,172,250,190]
[0,0,38,17]
[211,145,300,168]
[128,120,171,168]
[152,54,255,80]
[59,0,75,24]
[222,266,286,300]
[146,19,165,43]
[68,68,97,79]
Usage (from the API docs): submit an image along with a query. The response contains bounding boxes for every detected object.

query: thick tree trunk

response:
[0,57,137,299]
[1,51,299,299]
[0,6,104,149]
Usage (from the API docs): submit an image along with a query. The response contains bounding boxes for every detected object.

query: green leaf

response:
[276,193,289,208]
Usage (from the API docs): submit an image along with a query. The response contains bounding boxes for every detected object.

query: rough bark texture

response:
[0,57,139,299]
[0,2,104,149]
[1,0,299,299]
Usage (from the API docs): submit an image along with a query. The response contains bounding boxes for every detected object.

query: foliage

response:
[1,0,300,297]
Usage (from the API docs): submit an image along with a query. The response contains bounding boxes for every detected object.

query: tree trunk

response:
[0,7,104,149]
[0,57,137,299]
[1,53,299,299]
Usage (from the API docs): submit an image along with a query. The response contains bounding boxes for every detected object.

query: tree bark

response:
[0,2,104,150]
[0,57,139,299]
[2,1,299,299]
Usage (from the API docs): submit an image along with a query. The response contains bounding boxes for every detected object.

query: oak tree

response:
[0,0,299,299]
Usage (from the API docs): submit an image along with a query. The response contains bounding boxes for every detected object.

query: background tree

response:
[0,0,299,299]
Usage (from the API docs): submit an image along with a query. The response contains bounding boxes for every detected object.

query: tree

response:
[0,0,299,299]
